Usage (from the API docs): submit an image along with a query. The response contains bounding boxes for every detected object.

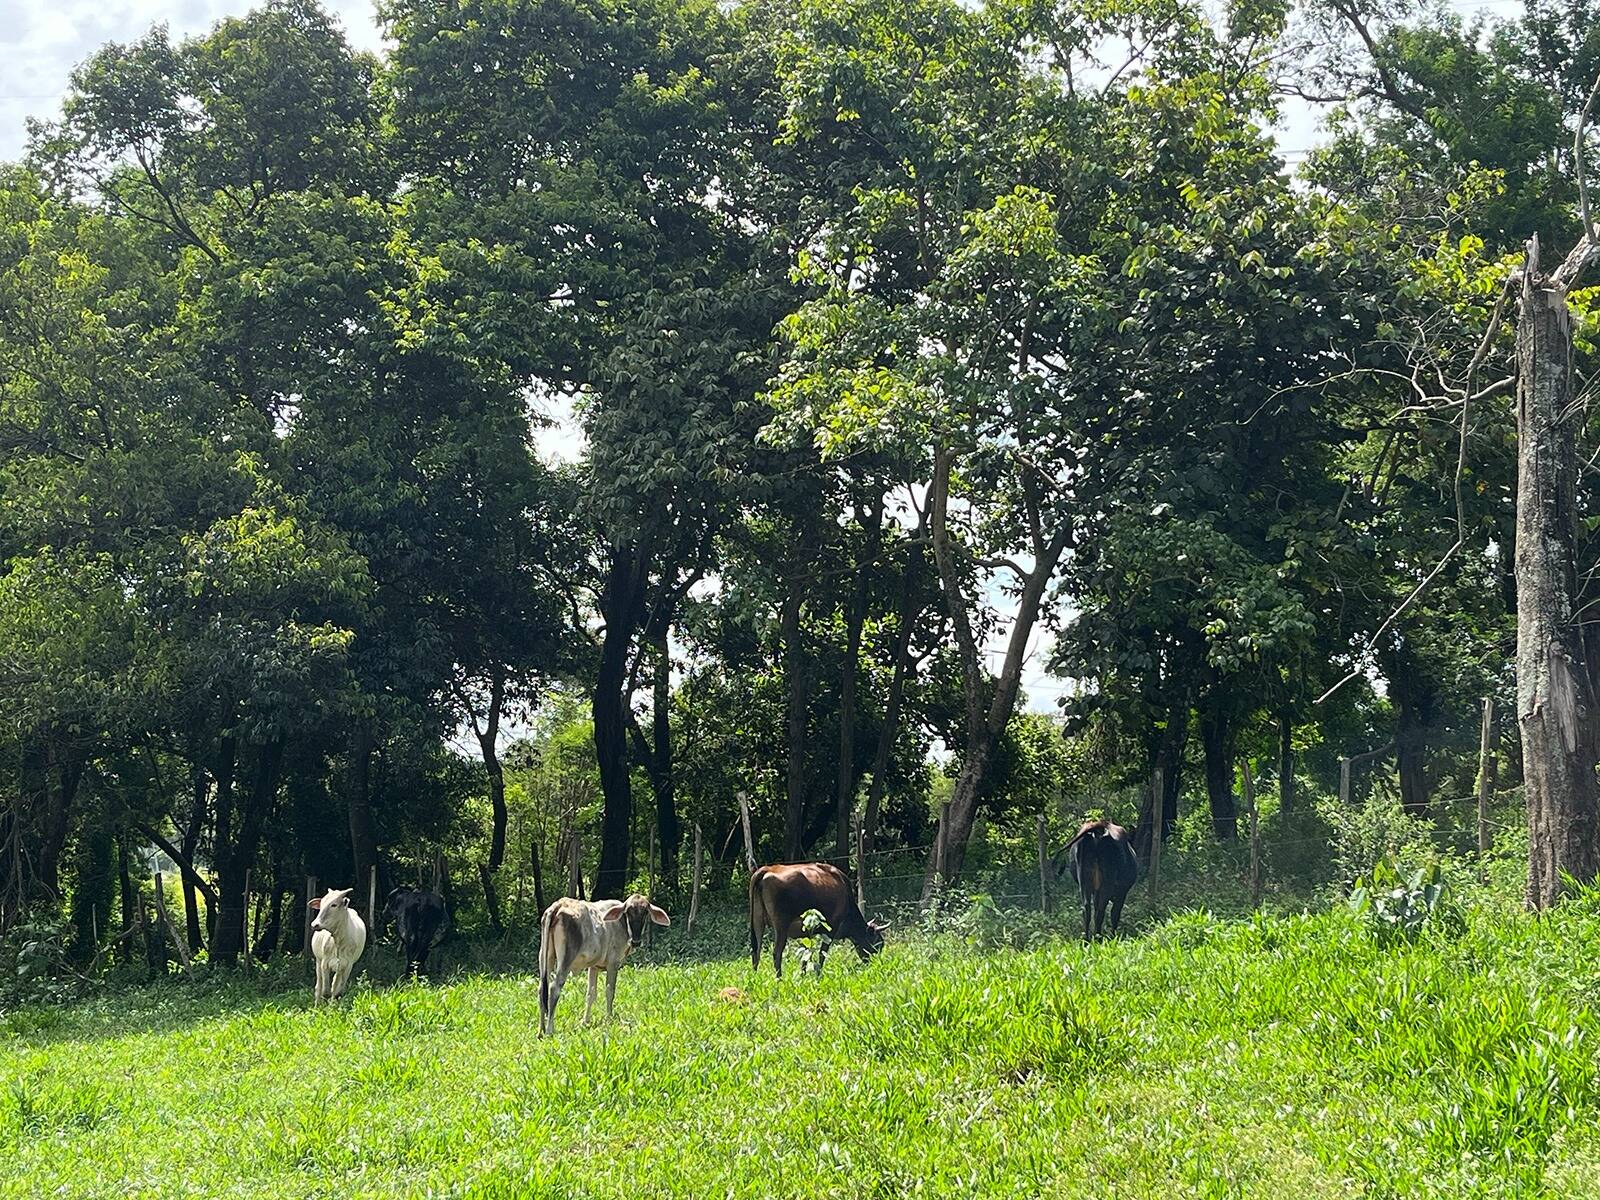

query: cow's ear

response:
[307,898,322,911]
[602,906,625,922]
[649,905,670,927]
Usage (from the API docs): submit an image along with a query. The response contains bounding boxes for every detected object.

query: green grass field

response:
[5,896,1600,1199]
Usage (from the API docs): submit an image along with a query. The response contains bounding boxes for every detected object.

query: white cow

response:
[308,886,367,1005]
[538,893,669,1035]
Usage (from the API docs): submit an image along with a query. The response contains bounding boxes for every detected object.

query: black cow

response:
[1060,820,1138,942]
[383,886,449,979]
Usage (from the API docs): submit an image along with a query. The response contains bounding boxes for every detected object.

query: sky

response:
[0,0,1521,720]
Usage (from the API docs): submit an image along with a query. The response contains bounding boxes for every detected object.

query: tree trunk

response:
[35,742,82,901]
[530,833,546,919]
[474,671,508,935]
[1135,703,1188,858]
[346,722,377,906]
[921,444,1072,892]
[650,625,679,893]
[1200,701,1238,841]
[836,500,882,865]
[932,730,999,886]
[180,767,208,953]
[863,564,924,865]
[594,547,647,899]
[1277,708,1295,816]
[209,736,236,949]
[1517,237,1600,909]
[781,583,809,860]
[212,737,282,964]
[252,881,283,961]
[117,832,137,964]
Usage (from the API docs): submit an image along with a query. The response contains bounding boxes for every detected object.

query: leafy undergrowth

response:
[4,898,1600,1199]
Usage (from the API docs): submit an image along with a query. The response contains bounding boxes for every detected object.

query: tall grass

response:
[3,886,1599,1198]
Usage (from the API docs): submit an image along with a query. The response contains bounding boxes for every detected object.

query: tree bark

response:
[35,742,82,901]
[781,582,809,860]
[473,671,508,934]
[180,767,208,953]
[117,832,137,965]
[209,735,236,948]
[862,552,925,866]
[530,832,546,919]
[593,542,649,899]
[1200,700,1238,840]
[1517,237,1600,909]
[1135,703,1188,858]
[836,499,882,865]
[211,737,282,964]
[923,445,1072,891]
[650,624,679,892]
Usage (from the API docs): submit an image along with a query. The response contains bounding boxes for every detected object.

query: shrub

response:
[1348,856,1462,945]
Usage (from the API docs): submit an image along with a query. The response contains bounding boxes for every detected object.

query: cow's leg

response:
[1081,894,1093,943]
[772,929,788,979]
[1093,894,1110,941]
[1108,893,1127,937]
[584,966,599,1024]
[314,959,330,1004]
[605,965,618,1020]
[545,965,570,1035]
[750,914,763,971]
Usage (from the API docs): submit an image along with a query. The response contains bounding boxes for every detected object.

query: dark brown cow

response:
[1061,820,1139,941]
[749,862,887,978]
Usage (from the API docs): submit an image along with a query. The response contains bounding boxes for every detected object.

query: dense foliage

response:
[2,0,1599,964]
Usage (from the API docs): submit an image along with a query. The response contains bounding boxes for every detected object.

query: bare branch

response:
[1319,278,1512,705]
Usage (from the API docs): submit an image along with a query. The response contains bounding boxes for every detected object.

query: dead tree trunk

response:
[1517,232,1600,909]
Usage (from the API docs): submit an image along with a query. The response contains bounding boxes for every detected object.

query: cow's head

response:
[383,885,417,921]
[604,893,670,948]
[857,916,890,960]
[309,887,355,933]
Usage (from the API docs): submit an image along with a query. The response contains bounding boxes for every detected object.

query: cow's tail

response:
[537,908,555,1024]
[748,871,764,970]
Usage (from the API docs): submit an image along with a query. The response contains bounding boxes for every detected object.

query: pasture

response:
[5,896,1600,1199]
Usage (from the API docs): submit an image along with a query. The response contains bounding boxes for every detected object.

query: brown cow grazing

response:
[1061,820,1139,942]
[749,863,887,979]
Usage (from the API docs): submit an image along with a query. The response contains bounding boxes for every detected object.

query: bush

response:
[1348,856,1462,946]
[0,915,85,1009]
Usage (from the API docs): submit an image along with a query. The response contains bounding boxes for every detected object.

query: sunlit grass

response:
[4,897,1600,1198]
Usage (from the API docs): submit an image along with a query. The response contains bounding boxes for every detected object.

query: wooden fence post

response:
[1037,813,1049,914]
[153,870,194,980]
[1477,696,1496,863]
[687,823,703,936]
[737,790,756,872]
[241,869,253,975]
[647,821,657,949]
[304,874,317,976]
[432,853,443,893]
[1242,760,1260,909]
[1148,769,1163,908]
[1338,756,1352,807]
[367,865,378,934]
[854,808,866,910]
[933,801,952,906]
